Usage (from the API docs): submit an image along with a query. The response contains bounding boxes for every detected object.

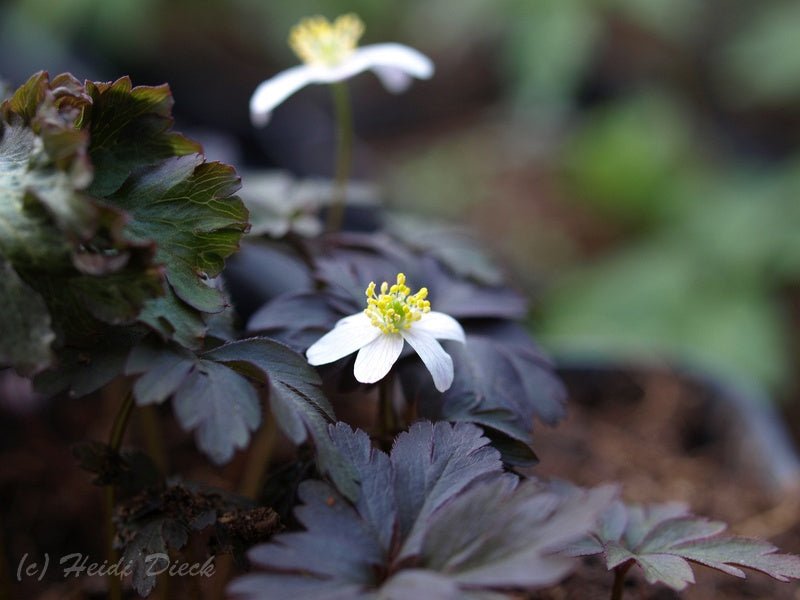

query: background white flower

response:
[306,273,465,392]
[250,14,434,126]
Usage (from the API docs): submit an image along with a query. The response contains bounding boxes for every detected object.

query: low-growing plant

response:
[1,13,799,600]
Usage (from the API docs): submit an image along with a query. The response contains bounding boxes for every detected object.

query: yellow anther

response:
[289,14,365,67]
[363,273,431,334]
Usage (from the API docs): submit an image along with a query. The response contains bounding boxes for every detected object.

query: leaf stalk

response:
[105,389,135,600]
[611,561,633,600]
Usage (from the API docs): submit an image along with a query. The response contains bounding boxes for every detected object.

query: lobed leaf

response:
[568,499,800,591]
[245,234,564,462]
[0,257,55,373]
[0,71,247,378]
[109,155,248,316]
[84,76,200,197]
[229,421,615,599]
[126,337,356,496]
[126,342,261,464]
[402,322,566,447]
[205,338,358,499]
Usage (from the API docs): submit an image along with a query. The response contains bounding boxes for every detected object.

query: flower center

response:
[289,14,365,67]
[364,273,430,334]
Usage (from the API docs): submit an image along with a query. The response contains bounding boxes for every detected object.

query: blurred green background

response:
[2,0,799,400]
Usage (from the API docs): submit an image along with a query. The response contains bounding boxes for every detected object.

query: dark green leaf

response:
[108,155,248,315]
[72,441,161,493]
[85,76,200,197]
[0,72,247,377]
[421,478,616,589]
[33,334,137,398]
[388,421,502,558]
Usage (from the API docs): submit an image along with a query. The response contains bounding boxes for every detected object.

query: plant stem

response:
[378,377,395,450]
[137,405,167,474]
[610,562,633,600]
[109,390,135,453]
[326,81,353,233]
[106,390,135,600]
[239,414,278,501]
[205,414,280,600]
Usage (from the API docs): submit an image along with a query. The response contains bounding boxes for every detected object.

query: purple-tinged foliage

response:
[244,232,566,462]
[567,499,800,591]
[229,421,616,599]
[125,338,357,497]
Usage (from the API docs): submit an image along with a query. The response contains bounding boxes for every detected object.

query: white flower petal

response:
[306,312,380,365]
[249,65,317,127]
[353,334,404,384]
[415,311,466,343]
[354,43,434,83]
[402,329,454,393]
[250,44,433,127]
[370,66,414,93]
[336,312,370,326]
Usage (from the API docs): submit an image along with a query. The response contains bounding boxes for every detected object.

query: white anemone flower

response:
[306,273,465,392]
[250,14,434,126]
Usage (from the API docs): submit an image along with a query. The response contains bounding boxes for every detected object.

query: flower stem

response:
[610,562,633,600]
[378,377,396,450]
[105,390,135,600]
[326,81,353,233]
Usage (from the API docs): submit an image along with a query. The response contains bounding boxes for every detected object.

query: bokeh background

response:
[2,0,799,407]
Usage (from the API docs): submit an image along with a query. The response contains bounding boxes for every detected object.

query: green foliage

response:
[503,0,599,114]
[540,167,800,391]
[717,2,800,106]
[561,92,694,226]
[0,72,247,376]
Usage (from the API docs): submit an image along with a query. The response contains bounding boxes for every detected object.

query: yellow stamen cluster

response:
[289,14,365,67]
[364,273,430,334]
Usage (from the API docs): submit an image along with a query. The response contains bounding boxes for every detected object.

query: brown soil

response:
[530,368,800,600]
